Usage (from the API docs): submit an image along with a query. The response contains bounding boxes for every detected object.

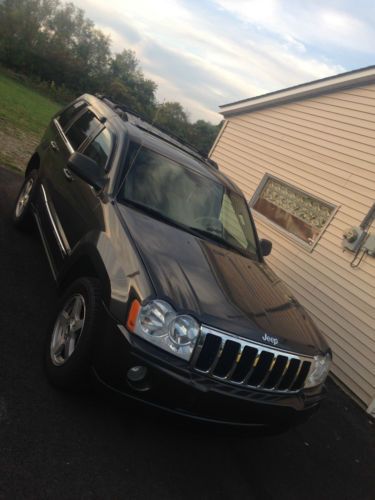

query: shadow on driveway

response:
[0,166,374,500]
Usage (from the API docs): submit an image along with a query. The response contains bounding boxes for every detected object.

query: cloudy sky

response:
[74,0,375,123]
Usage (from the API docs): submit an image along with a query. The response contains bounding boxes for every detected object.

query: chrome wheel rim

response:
[15,178,34,218]
[50,294,86,366]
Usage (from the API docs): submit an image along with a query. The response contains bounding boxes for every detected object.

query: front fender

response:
[58,227,155,324]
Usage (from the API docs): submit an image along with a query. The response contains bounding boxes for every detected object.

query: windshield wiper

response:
[121,199,185,230]
[187,226,251,256]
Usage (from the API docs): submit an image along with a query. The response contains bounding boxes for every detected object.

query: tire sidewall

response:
[45,277,103,389]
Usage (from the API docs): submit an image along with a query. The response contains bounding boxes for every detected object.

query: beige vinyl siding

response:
[211,83,375,408]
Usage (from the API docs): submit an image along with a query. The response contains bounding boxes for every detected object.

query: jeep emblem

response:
[262,333,279,346]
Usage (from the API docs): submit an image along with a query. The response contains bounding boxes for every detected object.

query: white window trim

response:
[249,173,339,253]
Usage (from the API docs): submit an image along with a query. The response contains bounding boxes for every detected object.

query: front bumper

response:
[92,309,325,427]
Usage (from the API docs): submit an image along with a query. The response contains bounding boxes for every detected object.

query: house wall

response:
[211,84,375,409]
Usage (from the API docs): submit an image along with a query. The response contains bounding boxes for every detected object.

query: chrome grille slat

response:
[190,331,207,367]
[291,361,311,391]
[242,352,260,385]
[273,357,291,390]
[258,355,278,388]
[287,360,303,390]
[208,338,225,374]
[192,326,313,394]
[223,344,244,380]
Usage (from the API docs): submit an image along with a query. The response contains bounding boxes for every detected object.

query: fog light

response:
[127,365,148,383]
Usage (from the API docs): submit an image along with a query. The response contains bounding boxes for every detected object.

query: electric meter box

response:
[342,226,366,252]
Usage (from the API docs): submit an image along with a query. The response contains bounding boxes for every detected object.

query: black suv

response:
[13,94,331,428]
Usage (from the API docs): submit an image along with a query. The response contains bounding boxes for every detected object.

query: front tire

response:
[13,169,38,231]
[44,277,103,390]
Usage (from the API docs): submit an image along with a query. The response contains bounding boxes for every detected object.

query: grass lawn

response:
[0,71,61,171]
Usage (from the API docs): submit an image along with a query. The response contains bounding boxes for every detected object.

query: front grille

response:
[191,326,312,393]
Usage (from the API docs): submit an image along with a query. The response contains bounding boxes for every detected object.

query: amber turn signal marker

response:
[126,299,141,332]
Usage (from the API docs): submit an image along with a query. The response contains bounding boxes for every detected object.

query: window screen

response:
[58,101,86,130]
[251,175,336,247]
[83,128,113,170]
[65,110,101,151]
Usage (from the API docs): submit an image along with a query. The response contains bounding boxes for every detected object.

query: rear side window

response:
[83,128,113,170]
[65,110,101,151]
[58,101,86,130]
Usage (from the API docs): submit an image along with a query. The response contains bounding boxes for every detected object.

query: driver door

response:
[41,106,103,262]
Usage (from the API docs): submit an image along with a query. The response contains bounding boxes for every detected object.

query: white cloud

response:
[214,0,375,52]
[72,0,372,122]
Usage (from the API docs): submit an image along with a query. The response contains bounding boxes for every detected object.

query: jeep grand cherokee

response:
[13,94,332,428]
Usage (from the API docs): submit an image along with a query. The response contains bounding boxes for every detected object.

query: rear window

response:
[65,110,101,151]
[58,101,86,130]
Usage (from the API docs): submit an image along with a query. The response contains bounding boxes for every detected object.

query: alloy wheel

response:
[50,294,86,366]
[15,178,34,218]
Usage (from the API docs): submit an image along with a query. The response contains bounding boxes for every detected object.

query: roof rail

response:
[96,94,150,122]
[95,94,219,170]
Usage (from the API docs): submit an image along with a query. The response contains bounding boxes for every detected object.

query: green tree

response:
[109,50,157,115]
[0,0,58,71]
[43,2,111,91]
[187,119,222,155]
[154,101,189,138]
[0,0,219,154]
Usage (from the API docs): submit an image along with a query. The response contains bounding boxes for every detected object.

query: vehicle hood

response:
[118,205,328,356]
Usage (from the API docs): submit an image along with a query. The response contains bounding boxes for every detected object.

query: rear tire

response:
[13,169,38,231]
[44,277,103,390]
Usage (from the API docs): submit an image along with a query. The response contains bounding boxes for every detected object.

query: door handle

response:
[63,168,73,181]
[50,140,59,152]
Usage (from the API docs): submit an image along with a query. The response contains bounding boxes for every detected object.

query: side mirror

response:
[67,152,106,191]
[260,239,272,257]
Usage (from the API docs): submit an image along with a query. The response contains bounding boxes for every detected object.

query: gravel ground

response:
[0,166,374,500]
[0,124,38,172]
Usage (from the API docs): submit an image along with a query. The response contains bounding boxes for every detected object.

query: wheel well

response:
[58,257,110,305]
[25,153,40,177]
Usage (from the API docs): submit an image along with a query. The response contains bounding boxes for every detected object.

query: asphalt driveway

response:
[0,166,374,500]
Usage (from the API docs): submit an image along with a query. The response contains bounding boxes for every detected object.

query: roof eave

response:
[220,66,375,118]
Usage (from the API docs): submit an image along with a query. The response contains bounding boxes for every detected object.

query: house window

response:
[250,175,336,248]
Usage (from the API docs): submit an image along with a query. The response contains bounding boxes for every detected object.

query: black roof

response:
[83,94,241,195]
[95,95,219,171]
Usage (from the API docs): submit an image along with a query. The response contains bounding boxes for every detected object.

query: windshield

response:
[118,145,258,257]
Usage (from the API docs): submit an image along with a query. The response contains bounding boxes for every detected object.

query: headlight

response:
[138,300,175,337]
[305,353,332,388]
[130,300,199,361]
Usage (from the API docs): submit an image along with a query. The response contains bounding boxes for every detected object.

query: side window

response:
[82,128,113,170]
[58,101,86,130]
[65,110,101,151]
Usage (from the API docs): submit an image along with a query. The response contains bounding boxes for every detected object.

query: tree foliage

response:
[154,102,189,138]
[0,0,219,154]
[108,50,157,116]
